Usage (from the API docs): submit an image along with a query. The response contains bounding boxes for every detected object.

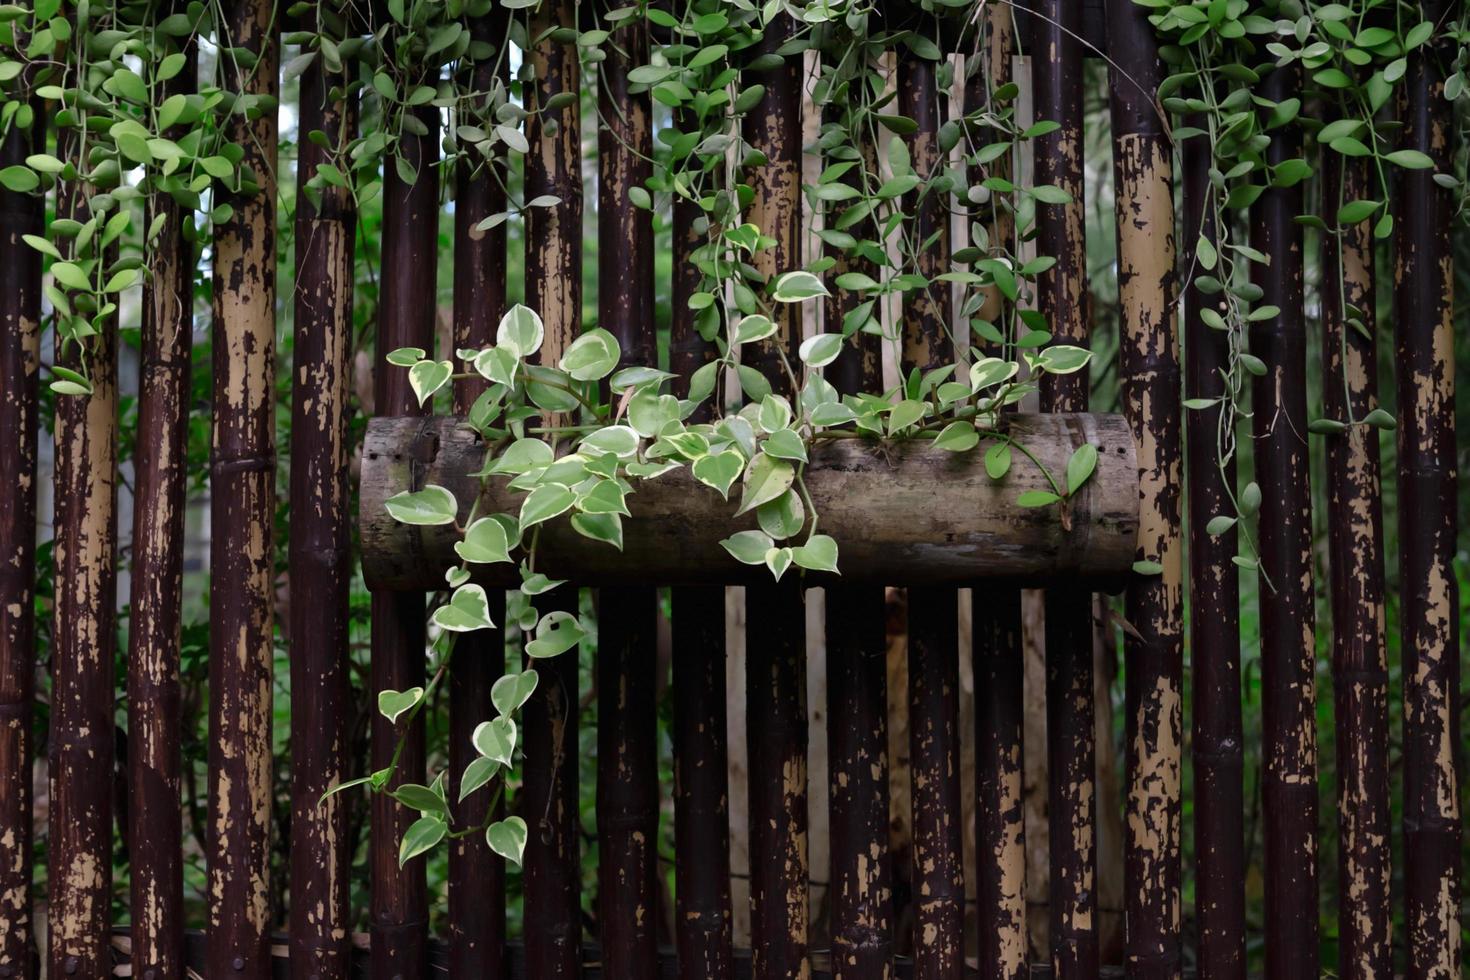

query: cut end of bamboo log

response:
[358,412,1139,589]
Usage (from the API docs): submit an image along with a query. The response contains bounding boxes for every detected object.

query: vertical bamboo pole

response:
[1104,4,1182,977]
[669,126,734,980]
[49,207,119,980]
[1180,115,1245,980]
[1393,10,1461,973]
[128,37,195,980]
[448,9,510,975]
[595,12,659,970]
[823,84,893,980]
[1031,1,1096,975]
[289,29,356,980]
[1320,151,1390,980]
[742,16,809,979]
[1248,64,1319,980]
[47,72,125,980]
[371,105,438,979]
[524,0,584,970]
[207,1,278,973]
[897,38,963,980]
[966,13,1026,978]
[0,94,42,980]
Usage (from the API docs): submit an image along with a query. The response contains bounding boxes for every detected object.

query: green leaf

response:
[735,314,776,344]
[1384,149,1433,170]
[497,304,544,358]
[761,428,808,463]
[386,346,426,367]
[393,782,447,815]
[1017,490,1061,508]
[984,442,1012,480]
[693,451,745,499]
[1206,515,1238,536]
[526,610,586,658]
[1132,560,1163,576]
[581,425,640,457]
[798,332,843,367]
[756,489,805,539]
[578,479,630,516]
[473,716,517,766]
[933,421,979,453]
[519,484,576,528]
[50,261,91,292]
[485,816,528,866]
[458,757,501,801]
[888,399,925,435]
[791,534,839,573]
[1065,444,1097,495]
[409,359,453,406]
[764,546,794,581]
[736,453,794,515]
[398,816,447,866]
[431,584,496,633]
[384,485,458,526]
[1361,408,1396,430]
[455,518,513,565]
[1239,482,1262,517]
[378,687,424,725]
[492,669,539,716]
[1029,184,1073,205]
[560,328,620,381]
[721,529,774,565]
[1336,200,1380,225]
[1038,345,1091,375]
[770,271,830,302]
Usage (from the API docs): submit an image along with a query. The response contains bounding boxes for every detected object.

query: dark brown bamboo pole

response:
[1319,151,1390,980]
[370,105,439,979]
[1180,115,1245,980]
[966,10,1026,979]
[0,94,42,980]
[1248,64,1319,980]
[741,20,809,980]
[447,10,510,975]
[288,34,357,980]
[523,0,584,970]
[822,87,893,980]
[207,1,279,972]
[897,43,963,980]
[49,162,120,980]
[1104,4,1182,977]
[595,14,660,971]
[668,126,734,980]
[1031,1,1096,975]
[1393,13,1461,973]
[128,39,195,980]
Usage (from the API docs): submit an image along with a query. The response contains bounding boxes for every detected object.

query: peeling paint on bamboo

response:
[0,94,42,980]
[524,0,584,970]
[289,42,356,980]
[448,11,510,976]
[596,19,660,972]
[1032,0,1097,974]
[1104,5,1183,976]
[370,106,439,980]
[669,145,735,980]
[1248,64,1319,980]
[898,44,963,980]
[742,21,809,980]
[128,40,195,980]
[1319,151,1391,980]
[1180,113,1245,980]
[1393,24,1461,977]
[50,169,120,980]
[823,94,893,980]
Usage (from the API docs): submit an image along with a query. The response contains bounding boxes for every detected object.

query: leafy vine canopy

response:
[1,0,1463,866]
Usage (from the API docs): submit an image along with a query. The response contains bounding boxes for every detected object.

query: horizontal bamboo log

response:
[359,412,1138,588]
